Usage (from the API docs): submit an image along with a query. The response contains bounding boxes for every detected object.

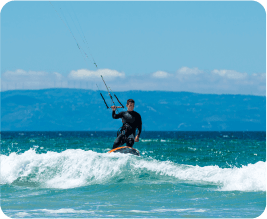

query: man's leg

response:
[112,133,126,149]
[126,134,135,147]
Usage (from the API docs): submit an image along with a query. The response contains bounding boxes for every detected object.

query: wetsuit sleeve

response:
[136,113,142,136]
[112,111,124,119]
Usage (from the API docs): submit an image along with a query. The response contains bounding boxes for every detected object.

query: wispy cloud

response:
[177,67,203,75]
[68,69,125,81]
[151,71,172,78]
[211,69,248,80]
[1,67,265,96]
[2,69,63,82]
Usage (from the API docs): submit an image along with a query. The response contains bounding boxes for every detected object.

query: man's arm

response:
[111,106,123,119]
[135,114,142,142]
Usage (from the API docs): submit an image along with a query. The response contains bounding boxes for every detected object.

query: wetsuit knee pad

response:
[127,138,135,147]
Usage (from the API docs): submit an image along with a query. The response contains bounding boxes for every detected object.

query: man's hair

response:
[127,99,135,105]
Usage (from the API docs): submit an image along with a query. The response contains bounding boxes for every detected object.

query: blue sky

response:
[1,1,266,95]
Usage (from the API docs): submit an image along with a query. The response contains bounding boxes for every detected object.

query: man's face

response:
[127,102,135,111]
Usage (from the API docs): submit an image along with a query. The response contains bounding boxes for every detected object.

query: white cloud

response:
[68,69,125,80]
[151,71,171,78]
[2,69,63,82]
[1,68,266,96]
[212,69,248,80]
[54,72,64,80]
[175,67,204,82]
[177,67,203,75]
[252,72,266,79]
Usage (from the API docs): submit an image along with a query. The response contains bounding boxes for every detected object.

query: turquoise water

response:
[1,131,266,218]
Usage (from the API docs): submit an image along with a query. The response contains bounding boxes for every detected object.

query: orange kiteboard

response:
[108,146,140,156]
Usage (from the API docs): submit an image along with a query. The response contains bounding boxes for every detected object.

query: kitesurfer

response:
[111,99,142,149]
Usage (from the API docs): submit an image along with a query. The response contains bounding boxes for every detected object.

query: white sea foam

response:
[140,139,156,142]
[15,212,30,217]
[153,208,206,213]
[133,159,266,191]
[0,149,131,189]
[11,208,95,217]
[129,210,150,213]
[140,138,170,142]
[37,208,94,214]
[1,149,265,191]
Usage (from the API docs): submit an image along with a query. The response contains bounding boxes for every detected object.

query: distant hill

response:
[1,89,266,131]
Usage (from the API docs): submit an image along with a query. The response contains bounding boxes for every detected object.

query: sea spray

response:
[1,131,266,218]
[1,148,265,191]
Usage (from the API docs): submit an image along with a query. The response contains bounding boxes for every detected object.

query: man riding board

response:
[111,99,142,149]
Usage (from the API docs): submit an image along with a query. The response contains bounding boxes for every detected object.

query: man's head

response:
[126,99,135,111]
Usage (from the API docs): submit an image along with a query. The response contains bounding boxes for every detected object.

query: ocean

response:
[1,131,266,218]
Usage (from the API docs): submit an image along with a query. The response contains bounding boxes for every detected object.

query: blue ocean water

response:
[1,131,266,218]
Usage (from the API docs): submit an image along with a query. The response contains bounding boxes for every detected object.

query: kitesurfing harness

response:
[117,123,132,137]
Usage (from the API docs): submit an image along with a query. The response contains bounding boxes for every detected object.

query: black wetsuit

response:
[112,110,142,149]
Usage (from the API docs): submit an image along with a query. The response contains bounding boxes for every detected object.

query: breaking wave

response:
[1,148,265,191]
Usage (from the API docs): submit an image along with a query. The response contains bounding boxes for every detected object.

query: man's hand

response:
[135,135,139,142]
[111,106,117,111]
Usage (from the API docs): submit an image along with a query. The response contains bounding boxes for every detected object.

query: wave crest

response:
[1,149,265,191]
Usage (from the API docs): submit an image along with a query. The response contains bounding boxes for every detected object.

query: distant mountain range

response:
[1,89,266,131]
